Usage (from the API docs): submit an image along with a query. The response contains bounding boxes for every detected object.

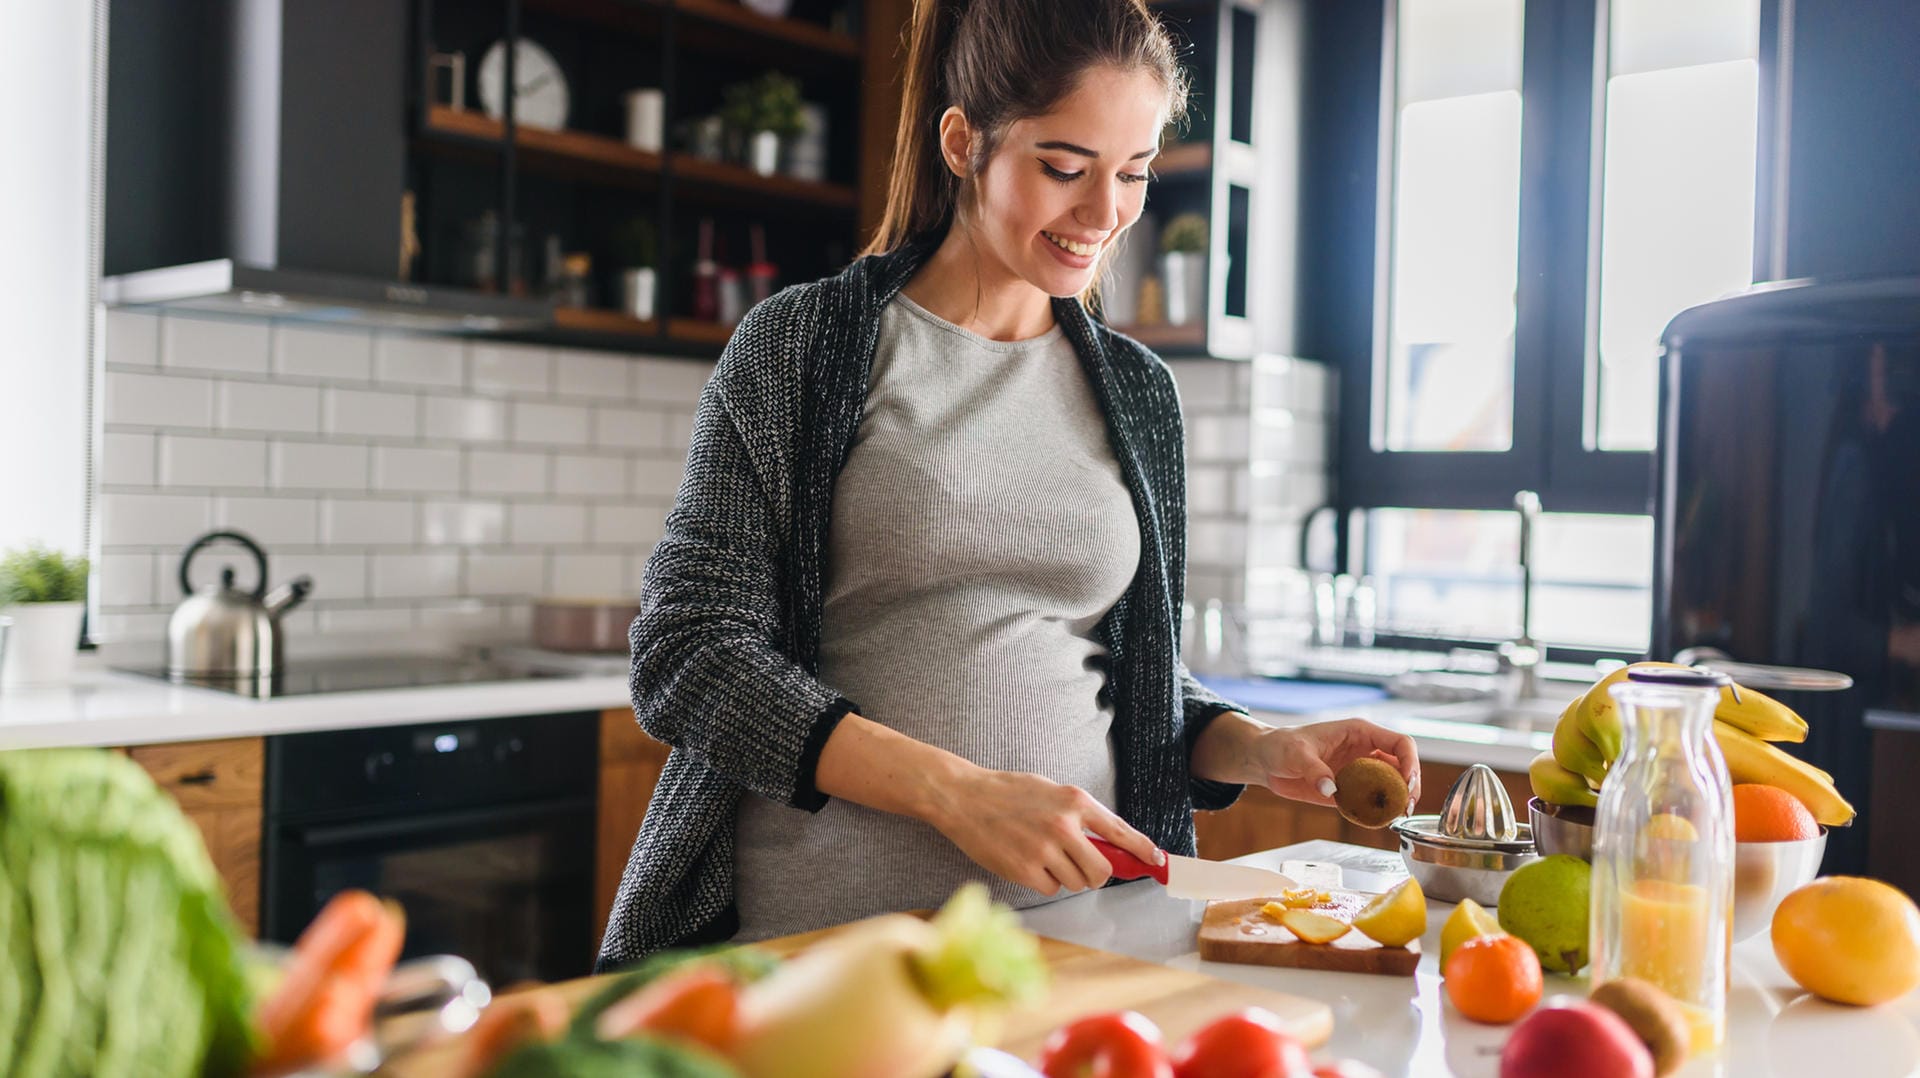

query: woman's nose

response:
[1077,179,1122,232]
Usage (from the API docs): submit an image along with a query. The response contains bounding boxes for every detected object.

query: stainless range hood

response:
[103,259,553,334]
[104,0,554,335]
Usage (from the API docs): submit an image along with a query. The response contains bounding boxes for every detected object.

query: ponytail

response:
[862,0,1187,258]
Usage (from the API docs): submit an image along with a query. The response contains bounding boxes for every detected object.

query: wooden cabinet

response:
[128,737,265,935]
[1194,760,1530,862]
[596,707,672,943]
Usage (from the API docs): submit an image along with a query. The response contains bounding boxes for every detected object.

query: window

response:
[1330,0,1771,655]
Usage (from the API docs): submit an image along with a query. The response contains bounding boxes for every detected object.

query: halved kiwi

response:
[1333,757,1409,829]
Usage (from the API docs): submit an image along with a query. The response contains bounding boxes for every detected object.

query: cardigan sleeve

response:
[627,327,853,812]
[1178,660,1247,811]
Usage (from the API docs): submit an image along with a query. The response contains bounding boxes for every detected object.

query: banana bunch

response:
[1533,662,1855,827]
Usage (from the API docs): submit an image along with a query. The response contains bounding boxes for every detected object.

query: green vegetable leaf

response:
[486,1034,743,1078]
[911,884,1048,1012]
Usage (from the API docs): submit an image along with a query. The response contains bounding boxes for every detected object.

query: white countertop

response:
[0,662,632,749]
[0,657,1555,774]
[1021,839,1920,1078]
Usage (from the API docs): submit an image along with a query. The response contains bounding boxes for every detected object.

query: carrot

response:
[251,891,407,1077]
[447,993,571,1078]
[595,964,741,1052]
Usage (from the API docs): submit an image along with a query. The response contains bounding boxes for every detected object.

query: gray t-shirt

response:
[731,293,1141,941]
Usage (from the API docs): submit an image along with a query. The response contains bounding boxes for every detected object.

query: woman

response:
[597,0,1420,968]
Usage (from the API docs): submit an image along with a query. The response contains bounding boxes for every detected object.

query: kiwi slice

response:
[1590,978,1690,1077]
[1333,758,1409,829]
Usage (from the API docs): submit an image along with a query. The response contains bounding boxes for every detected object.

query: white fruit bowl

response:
[1733,830,1827,942]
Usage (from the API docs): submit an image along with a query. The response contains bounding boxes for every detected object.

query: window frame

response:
[1336,0,1788,520]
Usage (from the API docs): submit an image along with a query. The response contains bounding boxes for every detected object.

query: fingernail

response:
[1155,849,1167,866]
[1318,778,1337,799]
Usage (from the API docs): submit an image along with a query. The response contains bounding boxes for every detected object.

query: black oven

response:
[262,712,599,985]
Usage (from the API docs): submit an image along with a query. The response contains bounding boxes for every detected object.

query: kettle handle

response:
[179,530,269,600]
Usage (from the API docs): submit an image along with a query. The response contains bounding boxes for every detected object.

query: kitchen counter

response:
[1022,839,1920,1077]
[0,660,632,749]
[0,657,1558,770]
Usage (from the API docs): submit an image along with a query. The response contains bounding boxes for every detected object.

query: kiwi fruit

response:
[1590,978,1690,1077]
[1333,758,1409,828]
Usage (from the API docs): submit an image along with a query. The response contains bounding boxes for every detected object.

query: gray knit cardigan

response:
[597,239,1246,969]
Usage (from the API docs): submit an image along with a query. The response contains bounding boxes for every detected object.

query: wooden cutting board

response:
[1199,894,1421,976]
[388,928,1332,1075]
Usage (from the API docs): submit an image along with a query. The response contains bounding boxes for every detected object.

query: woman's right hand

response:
[924,766,1164,896]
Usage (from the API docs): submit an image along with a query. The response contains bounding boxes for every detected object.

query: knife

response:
[1089,837,1300,901]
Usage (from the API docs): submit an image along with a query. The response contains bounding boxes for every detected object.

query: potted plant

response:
[0,545,89,687]
[1159,213,1209,326]
[613,216,658,322]
[723,73,806,176]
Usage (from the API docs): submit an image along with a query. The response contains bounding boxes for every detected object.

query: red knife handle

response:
[1089,836,1169,885]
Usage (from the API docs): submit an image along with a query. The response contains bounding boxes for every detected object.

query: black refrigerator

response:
[1653,277,1920,881]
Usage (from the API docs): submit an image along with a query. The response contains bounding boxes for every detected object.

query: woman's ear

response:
[937,106,973,179]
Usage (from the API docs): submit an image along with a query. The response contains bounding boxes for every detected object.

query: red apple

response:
[1500,1001,1653,1078]
[1312,1062,1384,1078]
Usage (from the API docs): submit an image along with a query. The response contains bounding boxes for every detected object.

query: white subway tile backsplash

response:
[100,432,157,487]
[316,606,416,634]
[554,454,627,498]
[217,382,321,434]
[415,599,503,633]
[275,553,369,601]
[629,357,713,404]
[371,552,461,598]
[1191,415,1252,462]
[1168,359,1236,411]
[423,395,507,442]
[467,449,548,495]
[96,553,156,608]
[662,412,694,452]
[373,446,462,492]
[106,309,161,367]
[160,434,269,488]
[511,401,591,446]
[556,351,631,400]
[163,315,271,374]
[272,442,369,491]
[1190,519,1249,567]
[374,335,465,388]
[550,553,626,596]
[273,325,373,382]
[592,406,665,450]
[508,502,589,546]
[471,343,554,396]
[1188,466,1233,518]
[94,612,174,642]
[210,495,320,547]
[322,498,417,546]
[591,504,658,547]
[99,492,210,548]
[631,457,685,500]
[465,552,546,596]
[421,500,507,546]
[105,371,215,428]
[324,387,418,438]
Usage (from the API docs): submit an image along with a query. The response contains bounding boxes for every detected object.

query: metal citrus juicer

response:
[1390,763,1540,905]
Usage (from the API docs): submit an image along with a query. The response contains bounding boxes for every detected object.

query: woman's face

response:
[958,65,1168,298]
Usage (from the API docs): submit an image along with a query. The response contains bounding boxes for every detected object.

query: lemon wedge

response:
[1440,896,1504,969]
[1278,909,1351,944]
[1352,876,1427,947]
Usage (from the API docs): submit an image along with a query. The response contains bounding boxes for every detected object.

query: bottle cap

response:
[1626,666,1732,688]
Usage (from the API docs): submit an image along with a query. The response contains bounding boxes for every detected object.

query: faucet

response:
[1498,490,1543,700]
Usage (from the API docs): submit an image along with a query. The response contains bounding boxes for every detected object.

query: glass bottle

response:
[1590,667,1736,1054]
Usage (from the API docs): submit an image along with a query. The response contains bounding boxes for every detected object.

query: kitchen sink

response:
[1420,695,1569,734]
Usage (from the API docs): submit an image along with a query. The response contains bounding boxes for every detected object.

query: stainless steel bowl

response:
[1733,829,1827,941]
[1528,798,1595,860]
[1393,814,1540,906]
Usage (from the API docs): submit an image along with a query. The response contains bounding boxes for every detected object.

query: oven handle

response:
[280,795,592,847]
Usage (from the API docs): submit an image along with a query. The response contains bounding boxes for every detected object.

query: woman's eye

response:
[1121,172,1150,185]
[1040,161,1083,182]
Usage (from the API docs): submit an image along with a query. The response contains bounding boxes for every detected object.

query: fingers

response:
[1080,794,1163,868]
[1061,832,1114,891]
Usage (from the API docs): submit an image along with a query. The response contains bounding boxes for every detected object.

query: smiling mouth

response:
[1042,231,1102,257]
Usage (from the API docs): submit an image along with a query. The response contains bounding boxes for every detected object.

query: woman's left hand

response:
[1242,718,1422,807]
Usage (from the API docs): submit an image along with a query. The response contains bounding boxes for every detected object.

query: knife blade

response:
[1090,837,1300,900]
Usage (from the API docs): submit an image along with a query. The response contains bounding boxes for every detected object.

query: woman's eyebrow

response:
[1034,139,1158,161]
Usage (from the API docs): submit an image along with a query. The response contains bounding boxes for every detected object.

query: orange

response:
[1772,876,1920,1005]
[1733,784,1820,842]
[1445,934,1543,1024]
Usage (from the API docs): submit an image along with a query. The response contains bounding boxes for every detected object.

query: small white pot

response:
[620,267,657,322]
[0,602,85,687]
[749,130,781,177]
[1161,251,1208,326]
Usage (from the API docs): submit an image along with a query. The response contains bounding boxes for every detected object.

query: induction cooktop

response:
[118,650,615,700]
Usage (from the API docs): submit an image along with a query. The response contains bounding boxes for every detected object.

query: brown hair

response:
[863,0,1188,258]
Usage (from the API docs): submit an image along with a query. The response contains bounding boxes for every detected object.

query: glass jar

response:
[1590,667,1736,1054]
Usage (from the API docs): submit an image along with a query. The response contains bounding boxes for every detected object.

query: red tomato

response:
[1039,1011,1174,1078]
[1312,1063,1384,1078]
[1170,1008,1313,1078]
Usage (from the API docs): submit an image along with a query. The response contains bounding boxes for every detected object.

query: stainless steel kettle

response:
[167,530,312,682]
